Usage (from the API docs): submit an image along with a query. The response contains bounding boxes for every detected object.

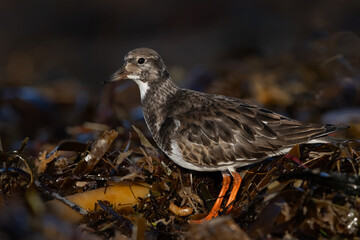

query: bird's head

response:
[103,48,169,85]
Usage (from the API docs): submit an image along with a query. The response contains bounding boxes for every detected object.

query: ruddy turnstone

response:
[103,48,347,222]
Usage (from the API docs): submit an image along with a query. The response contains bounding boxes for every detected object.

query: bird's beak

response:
[102,65,128,85]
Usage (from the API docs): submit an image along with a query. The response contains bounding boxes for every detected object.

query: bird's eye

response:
[137,58,145,64]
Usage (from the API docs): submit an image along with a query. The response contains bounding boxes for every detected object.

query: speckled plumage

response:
[105,48,346,172]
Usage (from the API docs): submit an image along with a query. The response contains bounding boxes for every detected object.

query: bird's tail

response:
[310,124,349,144]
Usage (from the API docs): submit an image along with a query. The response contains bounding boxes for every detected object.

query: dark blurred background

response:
[1,0,360,151]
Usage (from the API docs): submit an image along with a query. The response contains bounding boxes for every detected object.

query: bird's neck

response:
[139,77,179,139]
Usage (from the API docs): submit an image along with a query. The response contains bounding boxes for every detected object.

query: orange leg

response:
[224,171,242,214]
[189,173,231,223]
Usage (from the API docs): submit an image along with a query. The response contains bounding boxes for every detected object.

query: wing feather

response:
[157,91,341,168]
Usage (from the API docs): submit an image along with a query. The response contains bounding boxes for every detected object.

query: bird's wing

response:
[159,93,341,168]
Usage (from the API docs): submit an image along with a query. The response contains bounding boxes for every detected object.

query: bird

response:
[103,48,347,222]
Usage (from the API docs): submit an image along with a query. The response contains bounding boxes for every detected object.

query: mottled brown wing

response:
[160,94,330,168]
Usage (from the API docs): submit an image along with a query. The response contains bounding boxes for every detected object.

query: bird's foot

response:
[188,210,219,224]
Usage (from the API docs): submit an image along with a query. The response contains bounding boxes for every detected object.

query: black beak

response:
[102,66,128,86]
[102,75,112,85]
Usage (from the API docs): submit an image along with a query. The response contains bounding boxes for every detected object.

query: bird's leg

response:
[224,171,242,214]
[189,172,231,223]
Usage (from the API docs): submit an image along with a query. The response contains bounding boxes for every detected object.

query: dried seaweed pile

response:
[1,122,360,239]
